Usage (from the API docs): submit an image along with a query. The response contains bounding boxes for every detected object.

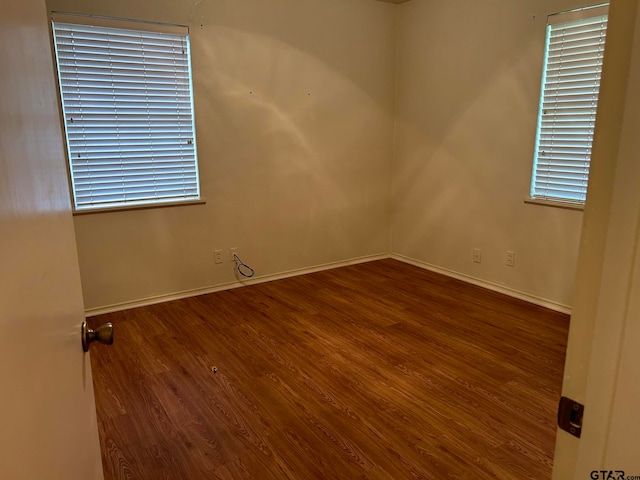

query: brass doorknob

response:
[81,320,114,352]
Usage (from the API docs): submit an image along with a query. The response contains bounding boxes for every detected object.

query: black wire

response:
[233,253,255,278]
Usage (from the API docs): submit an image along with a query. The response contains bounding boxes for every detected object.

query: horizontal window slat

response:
[544,77,601,88]
[533,167,589,175]
[54,27,187,45]
[546,70,603,81]
[72,155,196,163]
[538,142,592,149]
[69,135,190,142]
[549,31,606,44]
[534,188,587,197]
[533,183,588,195]
[76,190,198,200]
[64,99,193,106]
[535,182,589,191]
[546,58,604,72]
[57,56,189,68]
[535,161,590,168]
[541,105,597,114]
[535,177,589,187]
[536,152,592,161]
[550,27,606,42]
[65,116,194,125]
[61,77,190,88]
[75,179,198,188]
[57,66,189,77]
[56,43,186,56]
[537,151,591,159]
[61,92,192,101]
[75,197,199,210]
[66,123,193,130]
[61,80,190,89]
[550,30,604,43]
[537,141,592,149]
[541,116,596,124]
[54,36,187,52]
[57,55,188,69]
[548,43,606,59]
[75,181,198,193]
[74,178,198,187]
[539,133,595,140]
[550,18,607,36]
[76,191,198,203]
[69,136,194,143]
[532,194,586,204]
[64,109,193,117]
[76,196,199,209]
[549,30,606,43]
[54,34,186,49]
[75,188,198,200]
[540,117,596,124]
[74,180,198,191]
[72,161,196,170]
[76,196,198,208]
[542,93,599,103]
[544,73,602,85]
[74,173,198,183]
[71,151,195,161]
[535,169,590,177]
[535,167,590,174]
[64,107,194,114]
[534,188,588,199]
[59,67,190,79]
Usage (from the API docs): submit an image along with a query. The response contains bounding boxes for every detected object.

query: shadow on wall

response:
[192,25,390,263]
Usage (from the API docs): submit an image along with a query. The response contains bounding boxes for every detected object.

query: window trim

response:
[72,198,206,216]
[50,12,202,213]
[524,197,584,211]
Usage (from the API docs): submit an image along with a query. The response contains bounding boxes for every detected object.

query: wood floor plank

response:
[89,259,569,479]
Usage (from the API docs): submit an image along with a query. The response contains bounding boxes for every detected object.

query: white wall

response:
[47,0,397,310]
[392,0,593,309]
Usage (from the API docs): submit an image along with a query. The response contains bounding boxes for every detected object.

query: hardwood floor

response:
[89,259,569,479]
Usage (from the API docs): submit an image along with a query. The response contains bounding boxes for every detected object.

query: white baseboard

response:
[86,252,571,317]
[85,253,390,317]
[391,254,572,315]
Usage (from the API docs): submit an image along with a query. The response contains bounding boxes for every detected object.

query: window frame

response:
[50,13,203,214]
[528,4,609,209]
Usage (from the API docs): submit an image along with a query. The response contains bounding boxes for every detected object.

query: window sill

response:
[72,199,206,216]
[524,197,584,211]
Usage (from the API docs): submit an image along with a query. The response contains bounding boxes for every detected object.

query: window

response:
[51,14,200,212]
[530,5,608,206]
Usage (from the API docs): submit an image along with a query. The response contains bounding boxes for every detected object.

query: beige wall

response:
[47,0,397,310]
[392,0,595,309]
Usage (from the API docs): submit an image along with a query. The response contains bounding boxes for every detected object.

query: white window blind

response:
[531,6,608,205]
[52,16,200,211]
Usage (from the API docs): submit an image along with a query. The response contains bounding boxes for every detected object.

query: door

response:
[0,1,104,479]
[553,0,640,477]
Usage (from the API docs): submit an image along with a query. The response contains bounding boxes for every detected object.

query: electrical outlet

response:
[506,250,515,267]
[230,247,238,262]
[214,249,223,264]
[473,248,482,264]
